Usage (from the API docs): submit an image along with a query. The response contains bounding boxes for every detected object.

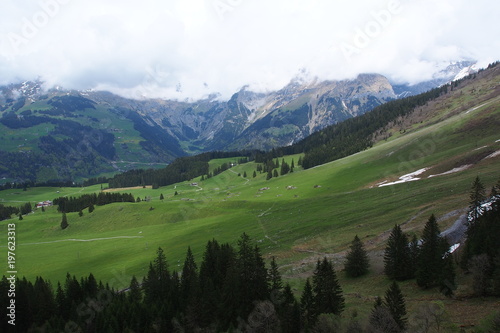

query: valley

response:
[0,63,498,331]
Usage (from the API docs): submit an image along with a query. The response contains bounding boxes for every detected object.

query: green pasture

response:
[0,97,499,327]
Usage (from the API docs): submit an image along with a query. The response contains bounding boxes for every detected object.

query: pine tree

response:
[384,225,412,280]
[160,193,164,200]
[345,235,370,277]
[237,233,269,317]
[78,210,83,217]
[243,171,247,178]
[88,203,95,213]
[416,214,450,289]
[128,275,142,303]
[268,256,283,304]
[312,257,345,316]
[60,213,68,229]
[253,170,257,178]
[469,176,486,224]
[180,246,199,309]
[384,281,407,331]
[300,278,316,329]
[273,169,279,178]
[18,214,23,220]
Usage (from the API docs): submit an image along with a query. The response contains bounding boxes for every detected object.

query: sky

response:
[0,0,499,101]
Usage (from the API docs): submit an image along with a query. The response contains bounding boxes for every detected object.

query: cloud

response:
[0,0,498,100]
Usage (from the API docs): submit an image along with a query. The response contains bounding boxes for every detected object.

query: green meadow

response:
[1,97,499,327]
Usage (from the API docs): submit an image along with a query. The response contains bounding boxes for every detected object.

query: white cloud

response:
[0,0,498,100]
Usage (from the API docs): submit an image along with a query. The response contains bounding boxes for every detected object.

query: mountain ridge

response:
[0,62,478,183]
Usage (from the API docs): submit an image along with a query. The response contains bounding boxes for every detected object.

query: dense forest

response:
[53,192,136,213]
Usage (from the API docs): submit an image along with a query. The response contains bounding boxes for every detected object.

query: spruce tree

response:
[60,213,68,229]
[312,257,345,316]
[384,225,411,280]
[88,203,95,213]
[384,281,407,331]
[300,278,315,329]
[160,193,164,200]
[180,246,199,309]
[469,176,486,224]
[416,214,451,289]
[128,275,142,303]
[345,235,370,277]
[268,256,283,299]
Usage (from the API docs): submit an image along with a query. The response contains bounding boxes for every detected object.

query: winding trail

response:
[228,169,250,184]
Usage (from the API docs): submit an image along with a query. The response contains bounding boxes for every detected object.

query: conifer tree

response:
[280,284,301,333]
[180,246,199,309]
[384,225,412,280]
[268,256,283,297]
[312,257,345,316]
[384,281,407,331]
[60,213,68,229]
[300,278,315,329]
[160,193,164,200]
[128,275,142,303]
[345,235,370,277]
[253,170,257,178]
[469,176,486,224]
[416,214,452,289]
[88,203,95,213]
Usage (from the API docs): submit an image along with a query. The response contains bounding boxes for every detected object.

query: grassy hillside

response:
[1,70,499,329]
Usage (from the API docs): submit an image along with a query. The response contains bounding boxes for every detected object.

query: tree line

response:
[108,151,256,188]
[53,192,135,213]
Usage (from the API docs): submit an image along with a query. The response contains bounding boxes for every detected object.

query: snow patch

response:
[378,168,428,187]
[449,243,460,254]
[428,165,472,178]
[485,150,500,159]
[473,145,488,151]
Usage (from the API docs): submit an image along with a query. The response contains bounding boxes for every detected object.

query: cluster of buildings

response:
[35,200,53,209]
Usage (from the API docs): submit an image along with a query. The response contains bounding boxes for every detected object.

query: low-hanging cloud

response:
[0,0,498,101]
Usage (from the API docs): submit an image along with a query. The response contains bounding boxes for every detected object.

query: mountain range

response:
[0,61,476,183]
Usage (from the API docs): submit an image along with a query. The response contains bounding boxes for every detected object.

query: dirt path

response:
[228,169,250,184]
[12,236,144,246]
